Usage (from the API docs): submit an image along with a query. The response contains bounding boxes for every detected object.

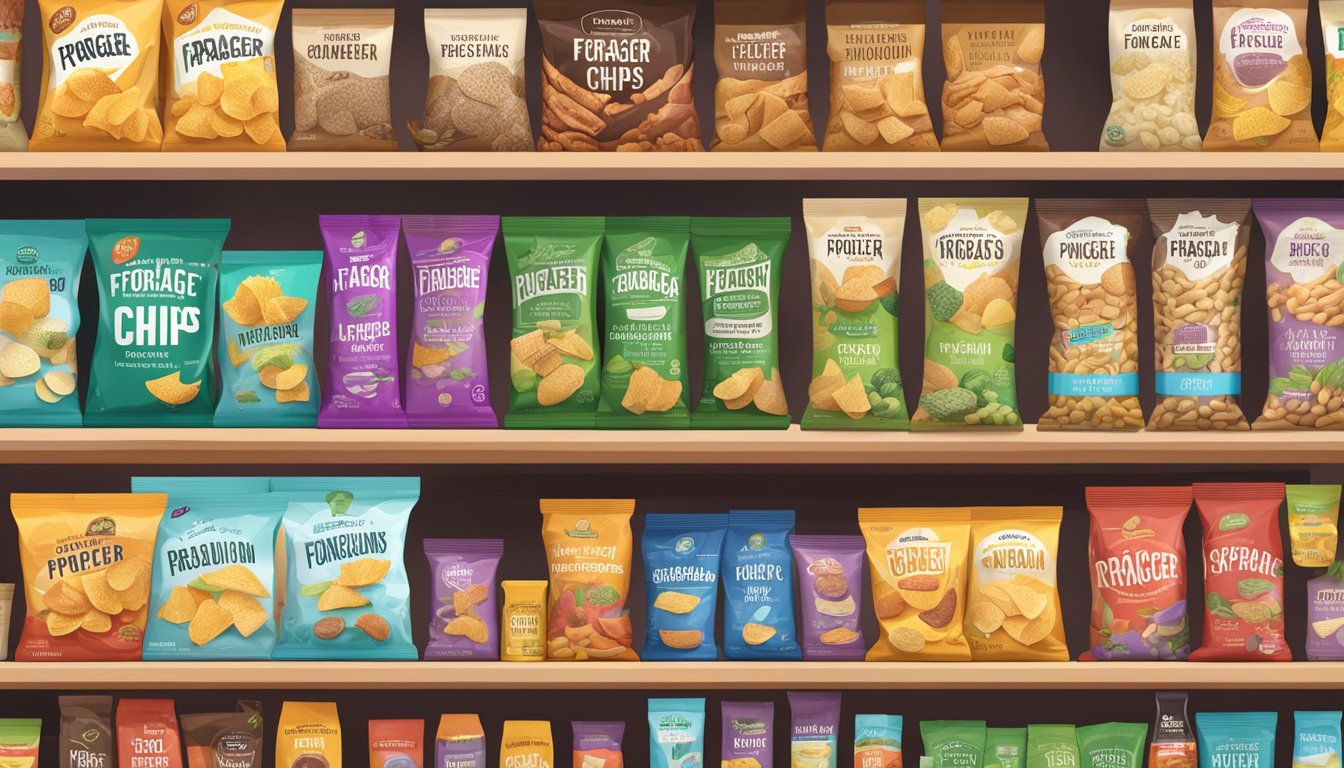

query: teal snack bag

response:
[1027,726,1079,768]
[0,221,86,426]
[214,251,321,426]
[923,721,987,768]
[723,509,800,659]
[690,217,791,428]
[271,476,418,660]
[86,219,230,426]
[649,698,705,768]
[598,217,690,428]
[855,715,902,768]
[985,728,1026,768]
[1294,712,1342,768]
[1076,724,1146,768]
[1196,713,1277,768]
[503,216,602,428]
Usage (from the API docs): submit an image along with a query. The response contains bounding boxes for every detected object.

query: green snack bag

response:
[86,219,229,426]
[984,728,1026,768]
[914,199,1026,430]
[214,251,322,427]
[503,216,602,428]
[690,217,791,428]
[598,217,690,428]
[1076,723,1148,768]
[1028,725,1080,768]
[922,721,987,768]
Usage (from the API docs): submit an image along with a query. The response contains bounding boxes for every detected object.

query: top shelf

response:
[4,152,1343,182]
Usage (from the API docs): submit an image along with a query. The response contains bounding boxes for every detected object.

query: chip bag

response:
[722,703,772,768]
[12,492,165,661]
[855,715,902,768]
[1196,713,1276,768]
[985,728,1025,768]
[0,220,86,426]
[1206,0,1316,151]
[1028,726,1079,768]
[86,219,229,426]
[277,702,341,768]
[437,715,485,768]
[370,719,423,768]
[0,719,40,768]
[713,0,815,151]
[1150,693,1197,768]
[860,507,970,660]
[642,513,727,660]
[965,507,1067,661]
[791,534,866,659]
[540,499,638,661]
[649,700,705,768]
[1077,724,1147,768]
[723,509,800,659]
[60,696,114,768]
[1308,554,1344,660]
[182,700,262,768]
[31,0,164,150]
[940,0,1047,151]
[0,0,25,151]
[501,722,553,768]
[923,721,985,768]
[789,693,839,768]
[289,8,396,150]
[1321,2,1344,150]
[272,476,418,660]
[1287,484,1340,568]
[118,700,184,768]
[423,538,503,660]
[574,721,624,768]
[215,250,321,426]
[162,0,283,150]
[1293,713,1342,768]
[1100,0,1200,151]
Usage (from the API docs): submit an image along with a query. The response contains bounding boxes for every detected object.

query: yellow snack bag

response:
[540,499,638,661]
[1288,484,1341,568]
[965,506,1068,661]
[161,0,283,150]
[31,0,164,150]
[859,507,970,661]
[1322,1,1344,150]
[277,701,342,768]
[501,721,554,768]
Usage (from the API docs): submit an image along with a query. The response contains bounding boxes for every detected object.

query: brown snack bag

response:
[535,0,701,151]
[940,0,1048,151]
[1206,0,1316,151]
[0,0,24,150]
[289,8,396,151]
[712,0,815,151]
[823,0,936,151]
[183,701,262,768]
[60,696,114,768]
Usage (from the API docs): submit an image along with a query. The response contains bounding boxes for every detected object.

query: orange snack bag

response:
[540,499,638,661]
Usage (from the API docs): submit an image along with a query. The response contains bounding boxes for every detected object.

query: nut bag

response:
[411,9,532,151]
[791,534,867,659]
[86,219,229,426]
[965,507,1067,661]
[1254,199,1344,429]
[272,476,418,660]
[860,507,971,661]
[541,499,638,661]
[1148,199,1252,431]
[12,492,166,661]
[277,703,341,768]
[0,221,86,426]
[641,513,727,660]
[1037,199,1144,430]
[1321,1,1344,150]
[422,538,503,660]
[290,8,396,150]
[162,0,283,150]
[803,198,908,429]
[0,0,26,150]
[215,250,321,427]
[1206,0,1316,151]
[1190,481,1290,661]
[723,509,800,659]
[713,0,814,151]
[823,0,936,151]
[1100,0,1200,151]
[940,0,1047,151]
[914,199,1026,430]
[182,700,262,768]
[31,0,163,150]
[535,0,701,151]
[118,700,184,768]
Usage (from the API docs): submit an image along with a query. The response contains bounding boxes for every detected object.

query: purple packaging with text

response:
[572,721,624,767]
[722,702,774,768]
[1308,563,1344,660]
[424,538,503,660]
[791,534,867,660]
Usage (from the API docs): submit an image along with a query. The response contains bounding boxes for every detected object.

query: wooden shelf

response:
[4,152,1343,181]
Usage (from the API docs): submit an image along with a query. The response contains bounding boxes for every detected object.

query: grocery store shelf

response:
[4,152,1344,181]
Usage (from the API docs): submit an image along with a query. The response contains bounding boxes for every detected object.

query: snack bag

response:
[649,700,705,768]
[923,722,986,768]
[1255,199,1344,429]
[713,0,814,151]
[985,728,1026,768]
[0,0,25,150]
[535,0,701,151]
[503,217,603,428]
[118,700,183,768]
[723,509,800,659]
[789,693,839,768]
[965,507,1067,661]
[86,219,228,426]
[915,199,1026,429]
[1036,200,1145,430]
[1322,2,1344,150]
[370,719,423,768]
[0,719,40,767]
[289,9,396,150]
[411,9,531,151]
[854,715,902,768]
[1293,713,1342,768]
[1148,199,1252,430]
[215,250,321,426]
[31,0,163,150]
[501,722,552,768]
[423,538,503,660]
[1150,693,1197,768]
[272,476,418,660]
[1028,726,1079,768]
[598,217,690,427]
[642,513,727,660]
[181,700,262,768]
[940,0,1047,151]
[1206,0,1316,151]
[1100,1,1200,151]
[501,580,547,661]
[13,492,164,661]
[540,499,637,661]
[318,215,405,428]
[277,702,341,768]
[404,215,497,428]
[860,507,971,660]
[690,217,791,428]
[1077,724,1147,768]
[803,198,908,429]
[1084,486,1191,660]
[60,696,115,768]
[0,221,86,426]
[722,703,772,768]
[1195,714,1276,768]
[437,716,485,768]
[1191,482,1289,661]
[790,535,866,659]
[1287,484,1340,568]
[574,722,624,768]
[823,0,935,151]
[162,0,283,150]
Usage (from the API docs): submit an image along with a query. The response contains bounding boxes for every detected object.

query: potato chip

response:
[1001,600,1055,646]
[276,381,310,403]
[645,379,683,414]
[188,599,235,645]
[659,629,703,649]
[34,378,62,403]
[44,578,92,615]
[244,113,278,145]
[46,610,84,636]
[317,583,371,611]
[1016,25,1045,64]
[815,595,856,617]
[538,363,585,406]
[653,591,701,615]
[106,555,152,592]
[969,601,1006,634]
[830,374,871,418]
[967,507,1067,660]
[274,363,308,391]
[82,94,122,138]
[742,622,777,646]
[43,370,76,397]
[220,74,264,120]
[412,342,455,368]
[1232,107,1291,142]
[67,68,121,103]
[2,277,50,317]
[983,116,1030,146]
[145,371,202,405]
[241,276,282,308]
[547,331,594,361]
[81,608,112,634]
[227,339,250,368]
[200,564,270,597]
[258,364,284,389]
[218,590,267,637]
[1268,79,1311,117]
[511,329,548,368]
[51,88,93,118]
[212,110,245,138]
[887,625,926,652]
[0,301,33,336]
[335,558,391,587]
[444,614,489,644]
[622,366,663,415]
[197,72,225,106]
[157,585,198,624]
[713,367,763,401]
[83,569,124,615]
[451,583,489,617]
[999,580,1047,620]
[1313,616,1344,639]
[113,578,149,611]
[0,343,39,378]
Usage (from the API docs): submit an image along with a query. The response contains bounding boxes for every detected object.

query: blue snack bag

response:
[642,513,728,660]
[271,476,418,660]
[649,698,705,768]
[1196,713,1277,768]
[723,509,800,659]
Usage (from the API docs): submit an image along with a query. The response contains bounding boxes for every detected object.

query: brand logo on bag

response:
[15,246,37,264]
[582,10,641,36]
[177,3,197,26]
[49,6,75,34]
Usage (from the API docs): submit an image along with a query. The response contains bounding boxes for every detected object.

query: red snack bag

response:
[1190,482,1290,661]
[118,699,185,768]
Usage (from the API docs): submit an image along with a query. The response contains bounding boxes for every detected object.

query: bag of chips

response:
[1308,546,1344,660]
[855,715,902,768]
[1321,1,1344,150]
[182,700,262,768]
[574,721,624,768]
[119,699,184,768]
[541,499,638,660]
[642,513,727,660]
[437,716,485,768]
[289,9,396,150]
[985,728,1025,768]
[790,534,866,659]
[713,0,814,151]
[722,703,772,768]
[1287,484,1340,568]
[1028,726,1079,768]
[649,700,705,768]
[0,719,40,768]
[0,0,25,151]
[277,702,341,768]
[940,0,1047,151]
[789,693,839,768]
[501,722,553,768]
[1079,724,1150,768]
[966,507,1067,661]
[723,509,800,659]
[1195,713,1276,768]
[423,538,503,660]
[1293,713,1342,768]
[370,719,423,768]
[1149,693,1196,768]
[60,696,114,768]
[1206,0,1316,151]
[1100,0,1200,151]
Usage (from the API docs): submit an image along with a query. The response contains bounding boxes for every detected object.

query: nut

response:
[354,613,390,642]
[313,616,345,640]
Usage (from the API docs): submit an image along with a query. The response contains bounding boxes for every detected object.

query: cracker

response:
[944,36,965,80]
[742,622,777,645]
[977,80,1017,113]
[879,72,915,112]
[842,84,885,113]
[875,589,906,619]
[758,109,810,149]
[653,590,701,615]
[659,629,703,649]
[538,363,585,406]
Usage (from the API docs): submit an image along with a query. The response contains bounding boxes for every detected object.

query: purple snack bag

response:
[404,215,498,428]
[790,535,867,660]
[318,214,406,428]
[789,692,840,768]
[573,721,624,768]
[722,702,773,768]
[424,538,503,660]
[1307,563,1344,660]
